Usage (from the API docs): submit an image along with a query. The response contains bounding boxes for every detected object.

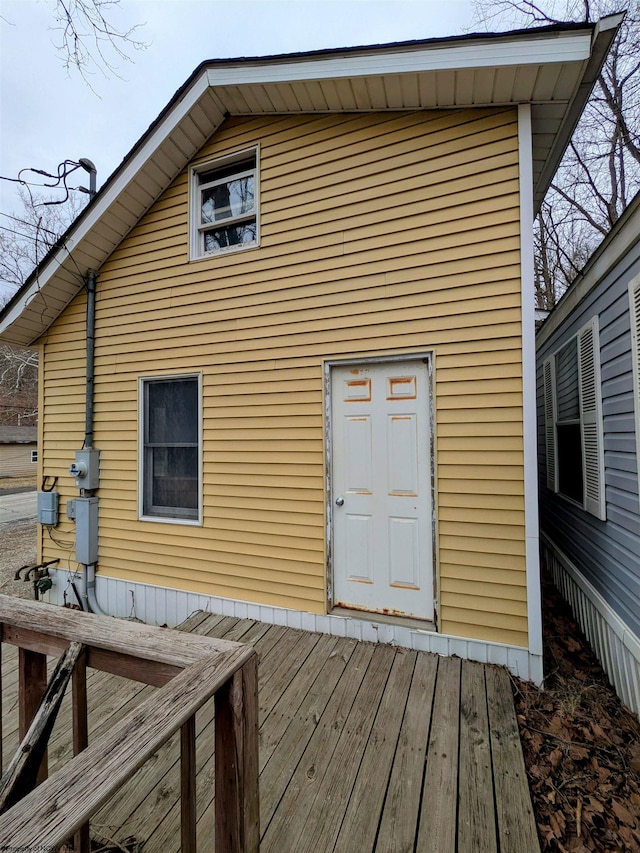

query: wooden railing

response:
[0,595,260,852]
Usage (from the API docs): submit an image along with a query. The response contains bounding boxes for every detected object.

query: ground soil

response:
[0,477,37,599]
[513,572,640,852]
[0,486,638,850]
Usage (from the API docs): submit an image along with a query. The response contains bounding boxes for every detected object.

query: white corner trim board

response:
[518,103,543,660]
[46,568,543,685]
[542,532,640,720]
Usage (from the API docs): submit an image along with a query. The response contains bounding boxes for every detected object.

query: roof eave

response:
[532,12,625,214]
[0,19,622,346]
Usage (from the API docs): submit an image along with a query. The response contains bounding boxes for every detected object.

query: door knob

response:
[335,496,344,506]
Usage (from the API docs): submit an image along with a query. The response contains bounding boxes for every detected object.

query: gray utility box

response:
[37,491,59,526]
[75,496,98,564]
[70,449,100,490]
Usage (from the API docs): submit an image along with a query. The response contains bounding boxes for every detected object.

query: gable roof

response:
[0,425,37,444]
[0,16,623,347]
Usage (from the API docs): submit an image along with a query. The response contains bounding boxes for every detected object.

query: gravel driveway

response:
[0,508,38,600]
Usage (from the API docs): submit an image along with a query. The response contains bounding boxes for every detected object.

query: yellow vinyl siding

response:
[38,299,89,564]
[40,108,528,644]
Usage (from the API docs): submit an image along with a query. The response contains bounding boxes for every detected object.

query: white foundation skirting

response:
[46,568,543,684]
[542,532,640,719]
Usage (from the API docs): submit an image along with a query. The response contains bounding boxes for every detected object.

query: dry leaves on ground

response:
[514,573,640,852]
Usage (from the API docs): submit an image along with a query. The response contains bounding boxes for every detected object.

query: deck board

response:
[459,660,498,853]
[417,654,461,853]
[0,612,540,852]
[375,651,437,852]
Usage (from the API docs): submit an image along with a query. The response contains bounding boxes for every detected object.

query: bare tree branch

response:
[470,0,640,307]
[51,0,147,85]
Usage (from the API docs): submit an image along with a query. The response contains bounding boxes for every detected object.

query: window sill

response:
[139,514,202,526]
[190,240,259,263]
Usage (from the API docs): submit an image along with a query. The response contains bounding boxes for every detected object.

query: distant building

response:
[0,425,37,478]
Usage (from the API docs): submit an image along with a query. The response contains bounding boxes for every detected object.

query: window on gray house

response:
[555,337,583,504]
[543,317,605,520]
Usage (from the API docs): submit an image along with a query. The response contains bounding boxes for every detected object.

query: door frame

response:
[324,352,438,627]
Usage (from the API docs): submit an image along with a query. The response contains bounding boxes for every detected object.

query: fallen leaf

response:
[611,799,637,827]
[590,722,609,741]
[550,748,564,769]
[570,745,590,761]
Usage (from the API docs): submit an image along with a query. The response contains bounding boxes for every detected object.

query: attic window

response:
[191,149,258,259]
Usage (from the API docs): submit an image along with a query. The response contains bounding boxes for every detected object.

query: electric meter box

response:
[37,491,59,526]
[75,496,98,564]
[70,449,100,490]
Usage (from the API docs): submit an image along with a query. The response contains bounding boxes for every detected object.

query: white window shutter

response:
[630,276,640,499]
[543,357,557,492]
[578,317,606,520]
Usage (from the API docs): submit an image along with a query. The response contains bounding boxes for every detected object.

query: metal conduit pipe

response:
[84,563,107,617]
[81,270,107,617]
[85,270,96,450]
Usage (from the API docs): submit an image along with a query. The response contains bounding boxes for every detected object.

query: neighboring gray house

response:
[0,425,38,478]
[536,191,640,718]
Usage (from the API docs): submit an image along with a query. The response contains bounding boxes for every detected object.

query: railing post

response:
[215,654,260,853]
[72,647,90,853]
[18,648,48,784]
[181,715,197,853]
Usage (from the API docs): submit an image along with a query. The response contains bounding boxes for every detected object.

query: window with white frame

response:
[191,149,257,259]
[543,317,606,520]
[140,375,201,522]
[30,450,37,464]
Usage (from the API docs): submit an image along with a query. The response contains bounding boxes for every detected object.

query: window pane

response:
[556,338,579,421]
[148,380,198,444]
[204,221,257,252]
[151,446,198,512]
[557,423,583,503]
[201,175,254,224]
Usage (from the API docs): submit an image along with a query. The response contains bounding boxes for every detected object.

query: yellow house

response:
[0,20,622,683]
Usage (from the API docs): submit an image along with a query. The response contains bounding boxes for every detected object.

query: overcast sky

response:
[0,0,479,300]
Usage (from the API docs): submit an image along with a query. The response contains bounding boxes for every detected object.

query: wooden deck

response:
[0,610,540,852]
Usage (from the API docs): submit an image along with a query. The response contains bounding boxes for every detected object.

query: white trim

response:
[542,533,640,718]
[0,73,214,338]
[2,20,621,348]
[4,27,592,337]
[137,372,203,525]
[519,104,543,659]
[629,274,640,502]
[205,31,592,86]
[45,568,543,684]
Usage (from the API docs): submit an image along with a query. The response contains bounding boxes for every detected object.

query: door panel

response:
[331,359,433,621]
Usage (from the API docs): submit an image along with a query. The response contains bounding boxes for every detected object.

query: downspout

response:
[81,269,107,617]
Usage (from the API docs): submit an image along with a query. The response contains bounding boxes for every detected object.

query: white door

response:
[331,359,433,621]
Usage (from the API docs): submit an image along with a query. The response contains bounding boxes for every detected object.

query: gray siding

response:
[536,237,640,639]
